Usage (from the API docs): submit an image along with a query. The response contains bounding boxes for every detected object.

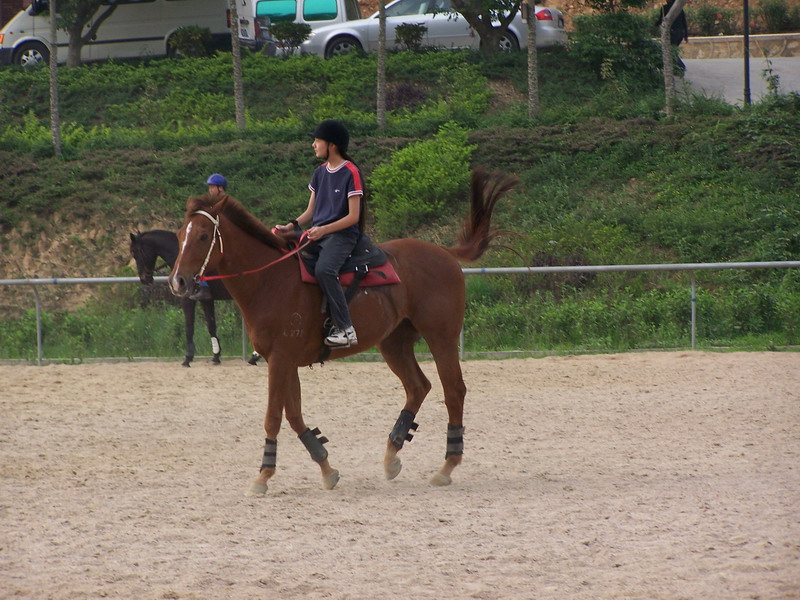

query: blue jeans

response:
[312,230,360,329]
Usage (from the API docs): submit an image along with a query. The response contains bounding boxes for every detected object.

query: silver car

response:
[299,0,567,58]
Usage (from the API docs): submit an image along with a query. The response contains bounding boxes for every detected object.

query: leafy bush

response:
[568,12,662,87]
[395,23,427,51]
[369,122,476,238]
[687,3,738,36]
[168,26,213,58]
[269,22,312,55]
[755,0,800,32]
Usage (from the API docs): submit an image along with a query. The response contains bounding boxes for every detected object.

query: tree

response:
[659,0,687,117]
[525,0,538,118]
[48,0,62,157]
[450,0,521,54]
[377,0,387,131]
[57,0,121,67]
[228,0,246,130]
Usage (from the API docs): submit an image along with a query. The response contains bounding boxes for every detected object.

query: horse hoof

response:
[429,472,452,487]
[322,470,340,490]
[211,357,221,365]
[181,360,191,368]
[246,481,268,497]
[385,458,402,480]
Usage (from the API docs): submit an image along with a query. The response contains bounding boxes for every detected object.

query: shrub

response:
[269,22,312,55]
[369,122,475,238]
[687,3,738,36]
[395,23,427,51]
[568,12,662,88]
[168,26,213,58]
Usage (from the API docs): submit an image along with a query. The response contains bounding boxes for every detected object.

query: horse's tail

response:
[446,168,519,263]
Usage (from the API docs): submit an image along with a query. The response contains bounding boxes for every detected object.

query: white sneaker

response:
[325,326,357,348]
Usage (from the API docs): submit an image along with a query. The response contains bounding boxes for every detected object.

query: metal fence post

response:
[33,285,43,366]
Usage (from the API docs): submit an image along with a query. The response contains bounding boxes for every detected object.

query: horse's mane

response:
[185,194,289,251]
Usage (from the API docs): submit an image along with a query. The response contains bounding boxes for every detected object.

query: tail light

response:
[0,34,4,44]
[536,8,553,20]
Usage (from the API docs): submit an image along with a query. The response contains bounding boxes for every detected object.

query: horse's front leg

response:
[180,298,196,367]
[246,362,339,496]
[282,366,340,491]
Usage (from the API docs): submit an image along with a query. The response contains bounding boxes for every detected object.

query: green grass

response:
[1,46,799,359]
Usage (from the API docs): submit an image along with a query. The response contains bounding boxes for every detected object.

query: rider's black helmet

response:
[309,119,349,154]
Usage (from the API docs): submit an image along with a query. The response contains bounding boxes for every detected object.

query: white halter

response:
[192,209,224,282]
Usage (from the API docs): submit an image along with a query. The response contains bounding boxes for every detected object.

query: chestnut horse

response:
[168,168,517,495]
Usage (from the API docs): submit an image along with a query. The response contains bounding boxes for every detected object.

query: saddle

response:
[298,233,401,291]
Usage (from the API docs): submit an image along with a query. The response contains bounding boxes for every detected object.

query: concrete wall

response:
[682,33,800,59]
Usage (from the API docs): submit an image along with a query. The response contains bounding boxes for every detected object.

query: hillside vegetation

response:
[1,46,799,359]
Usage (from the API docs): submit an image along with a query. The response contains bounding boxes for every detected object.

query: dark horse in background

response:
[129,229,232,367]
[168,168,518,495]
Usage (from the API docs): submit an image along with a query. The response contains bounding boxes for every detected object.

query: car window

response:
[385,0,428,17]
[256,0,296,23]
[344,0,361,20]
[303,0,338,21]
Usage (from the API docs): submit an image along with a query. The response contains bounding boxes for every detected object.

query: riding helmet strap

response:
[299,427,329,463]
[445,424,465,458]
[389,409,419,449]
[261,438,277,470]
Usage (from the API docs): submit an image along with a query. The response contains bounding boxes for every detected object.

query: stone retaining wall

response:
[682,33,800,58]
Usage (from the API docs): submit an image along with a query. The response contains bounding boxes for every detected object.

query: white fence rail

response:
[3,260,800,365]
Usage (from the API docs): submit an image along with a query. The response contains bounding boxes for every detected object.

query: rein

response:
[192,210,310,283]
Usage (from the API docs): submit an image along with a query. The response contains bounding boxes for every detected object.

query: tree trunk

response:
[660,0,687,118]
[66,24,83,67]
[376,0,387,131]
[229,0,246,130]
[526,1,539,118]
[49,0,62,158]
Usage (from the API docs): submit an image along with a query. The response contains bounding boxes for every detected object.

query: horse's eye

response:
[200,233,209,241]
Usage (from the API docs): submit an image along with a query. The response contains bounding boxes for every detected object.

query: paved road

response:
[682,57,800,106]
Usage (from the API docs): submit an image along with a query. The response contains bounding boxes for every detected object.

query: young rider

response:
[275,120,363,348]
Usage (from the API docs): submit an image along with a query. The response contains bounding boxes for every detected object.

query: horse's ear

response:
[214,195,229,214]
[130,232,137,243]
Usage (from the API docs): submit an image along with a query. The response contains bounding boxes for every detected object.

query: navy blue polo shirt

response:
[309,161,363,234]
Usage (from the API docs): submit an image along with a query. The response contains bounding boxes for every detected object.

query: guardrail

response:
[3,260,800,364]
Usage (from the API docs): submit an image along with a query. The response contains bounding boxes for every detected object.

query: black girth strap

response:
[445,425,465,458]
[299,427,329,463]
[389,409,419,450]
[261,438,277,470]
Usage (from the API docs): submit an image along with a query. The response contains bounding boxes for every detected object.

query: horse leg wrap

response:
[211,336,220,355]
[389,409,419,450]
[261,438,277,470]
[299,427,329,463]
[445,424,465,458]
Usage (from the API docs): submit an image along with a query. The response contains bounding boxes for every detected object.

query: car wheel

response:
[14,41,49,67]
[498,32,520,52]
[325,36,362,58]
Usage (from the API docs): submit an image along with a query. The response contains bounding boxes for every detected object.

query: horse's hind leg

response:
[199,299,221,365]
[426,336,466,486]
[378,321,432,480]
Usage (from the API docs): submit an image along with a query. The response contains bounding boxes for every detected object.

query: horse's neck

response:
[147,231,179,268]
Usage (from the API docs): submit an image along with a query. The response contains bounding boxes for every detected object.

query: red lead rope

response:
[198,231,311,282]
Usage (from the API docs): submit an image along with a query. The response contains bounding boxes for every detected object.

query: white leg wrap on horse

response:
[211,336,220,354]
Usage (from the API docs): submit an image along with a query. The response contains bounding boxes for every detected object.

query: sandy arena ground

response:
[1,352,799,600]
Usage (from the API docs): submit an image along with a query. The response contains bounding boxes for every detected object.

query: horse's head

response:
[169,195,228,298]
[130,231,158,284]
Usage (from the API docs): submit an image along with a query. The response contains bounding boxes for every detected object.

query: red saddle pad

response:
[299,257,402,287]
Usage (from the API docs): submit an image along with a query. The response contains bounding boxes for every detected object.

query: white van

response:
[0,0,230,66]
[237,0,361,52]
